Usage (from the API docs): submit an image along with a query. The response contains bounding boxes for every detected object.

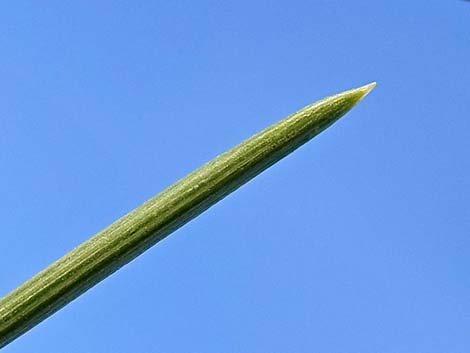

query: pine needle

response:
[0,82,376,347]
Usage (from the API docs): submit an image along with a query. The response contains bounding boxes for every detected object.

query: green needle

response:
[0,82,375,348]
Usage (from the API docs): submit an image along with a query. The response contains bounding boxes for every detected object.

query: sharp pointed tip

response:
[317,81,376,122]
[335,82,376,109]
[295,81,377,128]
[356,81,377,100]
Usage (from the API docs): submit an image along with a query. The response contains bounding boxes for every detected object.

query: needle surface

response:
[0,82,376,348]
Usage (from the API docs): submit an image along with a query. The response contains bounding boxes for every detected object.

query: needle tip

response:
[356,81,377,100]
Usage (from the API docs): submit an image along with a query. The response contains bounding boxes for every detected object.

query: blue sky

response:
[0,1,469,352]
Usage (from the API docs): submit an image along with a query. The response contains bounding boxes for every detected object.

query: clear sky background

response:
[0,1,469,352]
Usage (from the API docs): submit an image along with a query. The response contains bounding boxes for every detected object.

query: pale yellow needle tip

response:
[356,81,377,100]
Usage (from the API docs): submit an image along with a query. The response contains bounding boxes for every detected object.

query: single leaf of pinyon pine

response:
[0,82,376,348]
